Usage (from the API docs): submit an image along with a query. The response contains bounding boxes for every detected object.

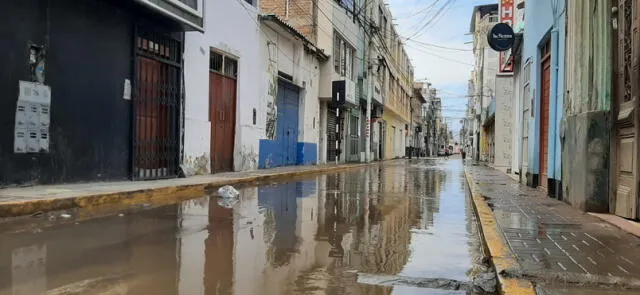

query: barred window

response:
[210,50,238,78]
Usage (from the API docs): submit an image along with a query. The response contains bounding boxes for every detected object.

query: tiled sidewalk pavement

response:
[465,164,640,289]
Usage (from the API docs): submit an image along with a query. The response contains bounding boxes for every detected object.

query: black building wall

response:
[1,0,136,186]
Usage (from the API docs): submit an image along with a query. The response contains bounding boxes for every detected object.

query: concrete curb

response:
[0,163,366,218]
[464,168,537,295]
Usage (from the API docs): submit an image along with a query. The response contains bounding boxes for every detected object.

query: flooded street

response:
[0,159,492,295]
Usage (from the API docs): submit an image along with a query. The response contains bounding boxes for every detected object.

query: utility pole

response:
[365,32,372,163]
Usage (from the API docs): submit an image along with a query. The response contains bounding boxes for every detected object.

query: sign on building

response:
[499,0,514,73]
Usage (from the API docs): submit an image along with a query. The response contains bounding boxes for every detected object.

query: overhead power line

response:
[404,0,455,40]
[405,39,472,52]
[405,43,474,67]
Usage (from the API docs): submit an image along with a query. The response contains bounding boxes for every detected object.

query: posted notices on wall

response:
[14,81,51,153]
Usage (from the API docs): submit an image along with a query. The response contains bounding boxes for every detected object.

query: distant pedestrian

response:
[461,150,466,162]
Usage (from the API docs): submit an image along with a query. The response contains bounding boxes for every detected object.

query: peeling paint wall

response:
[258,22,322,168]
[562,0,612,211]
[183,32,211,175]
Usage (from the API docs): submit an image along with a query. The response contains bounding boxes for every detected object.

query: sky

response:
[387,0,496,141]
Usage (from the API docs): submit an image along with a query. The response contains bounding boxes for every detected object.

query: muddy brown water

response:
[0,159,490,295]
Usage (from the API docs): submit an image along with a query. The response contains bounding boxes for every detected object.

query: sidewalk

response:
[0,163,365,218]
[465,164,640,293]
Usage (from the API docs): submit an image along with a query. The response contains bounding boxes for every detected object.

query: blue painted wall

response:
[523,0,566,182]
[297,142,318,165]
[259,139,281,169]
[259,79,301,169]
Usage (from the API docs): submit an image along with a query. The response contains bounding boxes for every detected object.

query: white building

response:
[257,15,326,168]
[183,0,324,174]
[183,0,262,174]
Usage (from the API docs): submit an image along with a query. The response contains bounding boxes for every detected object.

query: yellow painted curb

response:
[0,163,367,218]
[464,169,537,295]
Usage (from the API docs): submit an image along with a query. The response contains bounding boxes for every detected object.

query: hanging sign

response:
[497,0,514,73]
[487,23,515,52]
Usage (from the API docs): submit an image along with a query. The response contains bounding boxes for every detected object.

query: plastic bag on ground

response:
[218,185,240,199]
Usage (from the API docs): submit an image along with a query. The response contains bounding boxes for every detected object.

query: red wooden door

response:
[540,53,551,188]
[209,72,236,172]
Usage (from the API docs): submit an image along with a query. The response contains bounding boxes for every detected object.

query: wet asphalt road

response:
[0,158,491,295]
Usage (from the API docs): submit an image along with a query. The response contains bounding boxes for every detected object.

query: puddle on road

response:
[0,159,491,295]
[537,285,640,295]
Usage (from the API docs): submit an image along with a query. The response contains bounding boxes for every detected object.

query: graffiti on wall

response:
[265,52,278,140]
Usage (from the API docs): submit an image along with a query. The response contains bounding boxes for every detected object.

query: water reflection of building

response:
[0,168,427,295]
[0,204,182,295]
[205,196,235,294]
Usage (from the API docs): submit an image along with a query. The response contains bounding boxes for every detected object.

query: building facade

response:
[183,0,260,174]
[257,15,326,168]
[409,83,427,157]
[1,0,204,186]
[519,0,566,197]
[470,4,499,162]
[367,0,414,160]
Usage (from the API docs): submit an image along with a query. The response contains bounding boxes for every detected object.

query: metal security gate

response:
[327,108,338,162]
[133,26,182,180]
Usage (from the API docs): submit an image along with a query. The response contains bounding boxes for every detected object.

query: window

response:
[224,56,237,77]
[210,51,223,72]
[335,0,354,12]
[350,115,359,137]
[179,0,198,9]
[210,50,238,78]
[333,32,355,80]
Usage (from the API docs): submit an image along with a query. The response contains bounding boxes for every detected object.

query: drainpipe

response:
[548,0,561,192]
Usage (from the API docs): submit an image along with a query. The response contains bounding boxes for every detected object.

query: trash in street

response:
[471,272,497,294]
[60,213,72,219]
[217,197,238,209]
[118,213,124,217]
[218,185,240,199]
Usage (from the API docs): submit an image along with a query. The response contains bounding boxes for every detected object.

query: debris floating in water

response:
[218,185,240,199]
[217,197,239,209]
